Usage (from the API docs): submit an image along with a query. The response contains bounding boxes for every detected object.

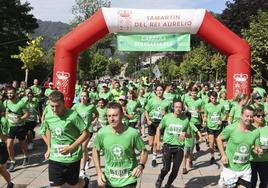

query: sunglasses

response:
[256,115,265,118]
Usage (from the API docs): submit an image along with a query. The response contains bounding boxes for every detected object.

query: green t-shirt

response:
[184,123,199,148]
[111,89,124,102]
[126,99,141,123]
[97,106,108,127]
[43,109,87,163]
[145,96,171,122]
[185,98,203,125]
[31,85,42,99]
[252,125,268,162]
[3,99,28,128]
[159,113,189,146]
[204,102,224,130]
[98,91,113,101]
[72,103,97,133]
[26,100,39,122]
[221,124,260,171]
[181,93,191,105]
[94,125,145,187]
[137,96,147,113]
[44,88,54,97]
[219,98,232,116]
[264,102,268,126]
[89,92,99,103]
[229,104,242,124]
[163,92,179,104]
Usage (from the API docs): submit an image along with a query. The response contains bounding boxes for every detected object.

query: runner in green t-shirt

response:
[3,87,30,172]
[264,93,268,126]
[203,91,225,164]
[42,90,89,188]
[228,93,248,125]
[0,117,14,188]
[155,100,190,188]
[217,105,262,188]
[92,102,148,188]
[98,84,113,101]
[96,98,108,130]
[137,88,147,137]
[250,108,268,188]
[72,91,98,178]
[126,90,141,128]
[185,87,203,153]
[145,85,171,167]
[25,91,39,150]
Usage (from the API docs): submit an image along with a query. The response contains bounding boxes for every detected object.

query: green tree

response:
[107,58,122,77]
[180,43,211,81]
[242,10,268,88]
[11,35,45,85]
[0,0,38,81]
[220,0,268,35]
[72,0,110,24]
[78,50,108,80]
[210,53,226,82]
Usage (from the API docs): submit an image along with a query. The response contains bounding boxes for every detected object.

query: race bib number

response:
[53,144,71,158]
[109,167,129,179]
[260,137,268,150]
[189,109,198,118]
[152,109,163,120]
[7,113,23,126]
[233,152,249,164]
[210,113,220,124]
[224,104,230,111]
[169,124,183,135]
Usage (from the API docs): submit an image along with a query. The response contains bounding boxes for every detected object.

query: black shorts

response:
[0,143,8,164]
[148,121,160,136]
[25,121,37,132]
[207,128,222,138]
[8,125,28,140]
[48,160,80,186]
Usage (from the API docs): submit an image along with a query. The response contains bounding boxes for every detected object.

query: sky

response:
[20,0,228,24]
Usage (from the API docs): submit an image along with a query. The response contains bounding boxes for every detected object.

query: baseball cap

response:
[119,95,127,101]
[49,82,53,85]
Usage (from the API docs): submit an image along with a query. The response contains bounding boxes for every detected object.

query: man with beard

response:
[3,87,29,172]
[217,105,262,188]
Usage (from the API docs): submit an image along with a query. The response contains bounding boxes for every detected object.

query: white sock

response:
[211,153,214,158]
[153,152,157,160]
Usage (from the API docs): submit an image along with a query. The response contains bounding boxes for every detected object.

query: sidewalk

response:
[0,132,222,188]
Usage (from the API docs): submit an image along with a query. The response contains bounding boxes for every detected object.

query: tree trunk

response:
[25,69,29,87]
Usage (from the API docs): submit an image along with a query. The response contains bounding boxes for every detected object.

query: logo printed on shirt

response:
[111,144,125,161]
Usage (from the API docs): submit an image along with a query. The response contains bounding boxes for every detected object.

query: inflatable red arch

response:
[53,8,250,108]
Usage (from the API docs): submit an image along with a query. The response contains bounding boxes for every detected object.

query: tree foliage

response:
[242,10,268,86]
[72,0,110,24]
[107,58,122,77]
[0,0,38,81]
[11,35,45,70]
[220,0,268,35]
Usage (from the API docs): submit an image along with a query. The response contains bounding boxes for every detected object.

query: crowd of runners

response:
[0,77,267,188]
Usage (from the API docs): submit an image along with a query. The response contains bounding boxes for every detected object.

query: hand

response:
[221,154,228,165]
[131,165,144,177]
[179,132,186,142]
[255,147,263,157]
[97,172,106,187]
[45,149,50,160]
[202,122,206,128]
[59,145,73,155]
[147,120,152,126]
